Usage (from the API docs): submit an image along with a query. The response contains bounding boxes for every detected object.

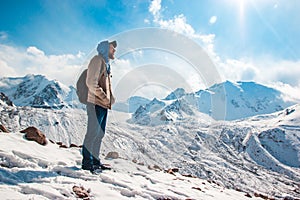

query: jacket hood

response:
[97,41,109,63]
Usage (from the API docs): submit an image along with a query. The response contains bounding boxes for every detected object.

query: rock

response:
[164,168,179,176]
[59,144,68,148]
[20,126,47,145]
[105,151,119,159]
[0,124,9,133]
[148,164,162,171]
[72,185,90,199]
[70,143,80,148]
[0,92,13,106]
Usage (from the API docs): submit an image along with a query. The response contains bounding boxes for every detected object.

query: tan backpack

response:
[76,69,88,104]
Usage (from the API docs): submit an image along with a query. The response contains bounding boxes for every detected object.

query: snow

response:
[1,103,300,199]
[0,131,262,200]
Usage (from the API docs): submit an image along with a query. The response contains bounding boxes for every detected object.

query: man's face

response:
[108,44,116,60]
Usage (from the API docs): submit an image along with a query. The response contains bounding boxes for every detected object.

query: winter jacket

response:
[86,55,115,109]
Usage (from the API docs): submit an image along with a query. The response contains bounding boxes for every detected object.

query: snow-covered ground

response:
[1,102,300,199]
[0,131,263,200]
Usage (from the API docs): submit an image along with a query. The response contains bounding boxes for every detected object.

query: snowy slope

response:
[0,131,265,200]
[105,106,300,199]
[0,104,86,146]
[1,102,300,199]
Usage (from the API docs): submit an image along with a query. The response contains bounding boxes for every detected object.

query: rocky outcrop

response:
[20,126,47,145]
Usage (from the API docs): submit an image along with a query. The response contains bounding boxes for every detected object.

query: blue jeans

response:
[82,103,108,169]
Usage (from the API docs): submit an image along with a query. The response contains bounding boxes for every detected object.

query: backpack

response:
[76,69,88,104]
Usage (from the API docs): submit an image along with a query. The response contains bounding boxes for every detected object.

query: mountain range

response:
[1,74,293,121]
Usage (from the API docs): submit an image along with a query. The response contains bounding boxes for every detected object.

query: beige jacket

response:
[86,55,115,109]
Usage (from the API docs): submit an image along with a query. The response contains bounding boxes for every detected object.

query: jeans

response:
[82,103,108,169]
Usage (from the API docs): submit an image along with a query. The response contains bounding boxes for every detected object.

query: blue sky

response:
[0,0,300,101]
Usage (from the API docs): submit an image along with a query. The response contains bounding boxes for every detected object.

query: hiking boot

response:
[81,165,92,171]
[90,167,102,175]
[100,164,112,170]
[90,164,111,174]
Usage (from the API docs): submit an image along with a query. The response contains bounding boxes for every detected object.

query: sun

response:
[227,0,249,19]
[225,0,252,40]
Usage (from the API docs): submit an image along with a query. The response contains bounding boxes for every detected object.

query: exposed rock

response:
[191,186,202,191]
[0,92,13,106]
[0,124,9,133]
[164,168,179,176]
[72,185,90,199]
[148,164,162,171]
[20,126,47,145]
[105,151,119,159]
[59,144,68,148]
[254,192,275,200]
[70,143,80,148]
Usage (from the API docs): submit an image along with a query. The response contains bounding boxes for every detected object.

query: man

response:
[82,40,117,174]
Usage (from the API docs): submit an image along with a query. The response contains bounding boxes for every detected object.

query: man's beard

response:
[109,53,114,60]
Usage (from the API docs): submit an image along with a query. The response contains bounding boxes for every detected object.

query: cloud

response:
[0,59,16,77]
[269,82,300,102]
[218,59,258,82]
[157,14,196,36]
[209,16,217,24]
[149,0,161,20]
[218,57,300,87]
[217,57,300,101]
[27,46,45,56]
[256,59,300,87]
[148,0,217,59]
[0,44,84,86]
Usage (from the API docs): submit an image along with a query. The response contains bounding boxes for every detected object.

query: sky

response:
[0,0,300,101]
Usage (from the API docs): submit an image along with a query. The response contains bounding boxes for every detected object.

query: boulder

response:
[20,126,47,145]
[72,185,90,199]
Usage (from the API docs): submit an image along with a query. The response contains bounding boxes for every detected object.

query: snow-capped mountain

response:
[0,74,82,109]
[128,81,297,124]
[163,87,186,100]
[113,96,151,113]
[194,80,295,120]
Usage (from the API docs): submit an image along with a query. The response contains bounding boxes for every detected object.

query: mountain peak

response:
[0,74,81,109]
[164,88,186,100]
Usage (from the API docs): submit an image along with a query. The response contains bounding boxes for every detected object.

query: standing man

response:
[82,40,117,174]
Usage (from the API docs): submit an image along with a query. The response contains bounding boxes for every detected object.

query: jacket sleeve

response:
[86,56,110,105]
